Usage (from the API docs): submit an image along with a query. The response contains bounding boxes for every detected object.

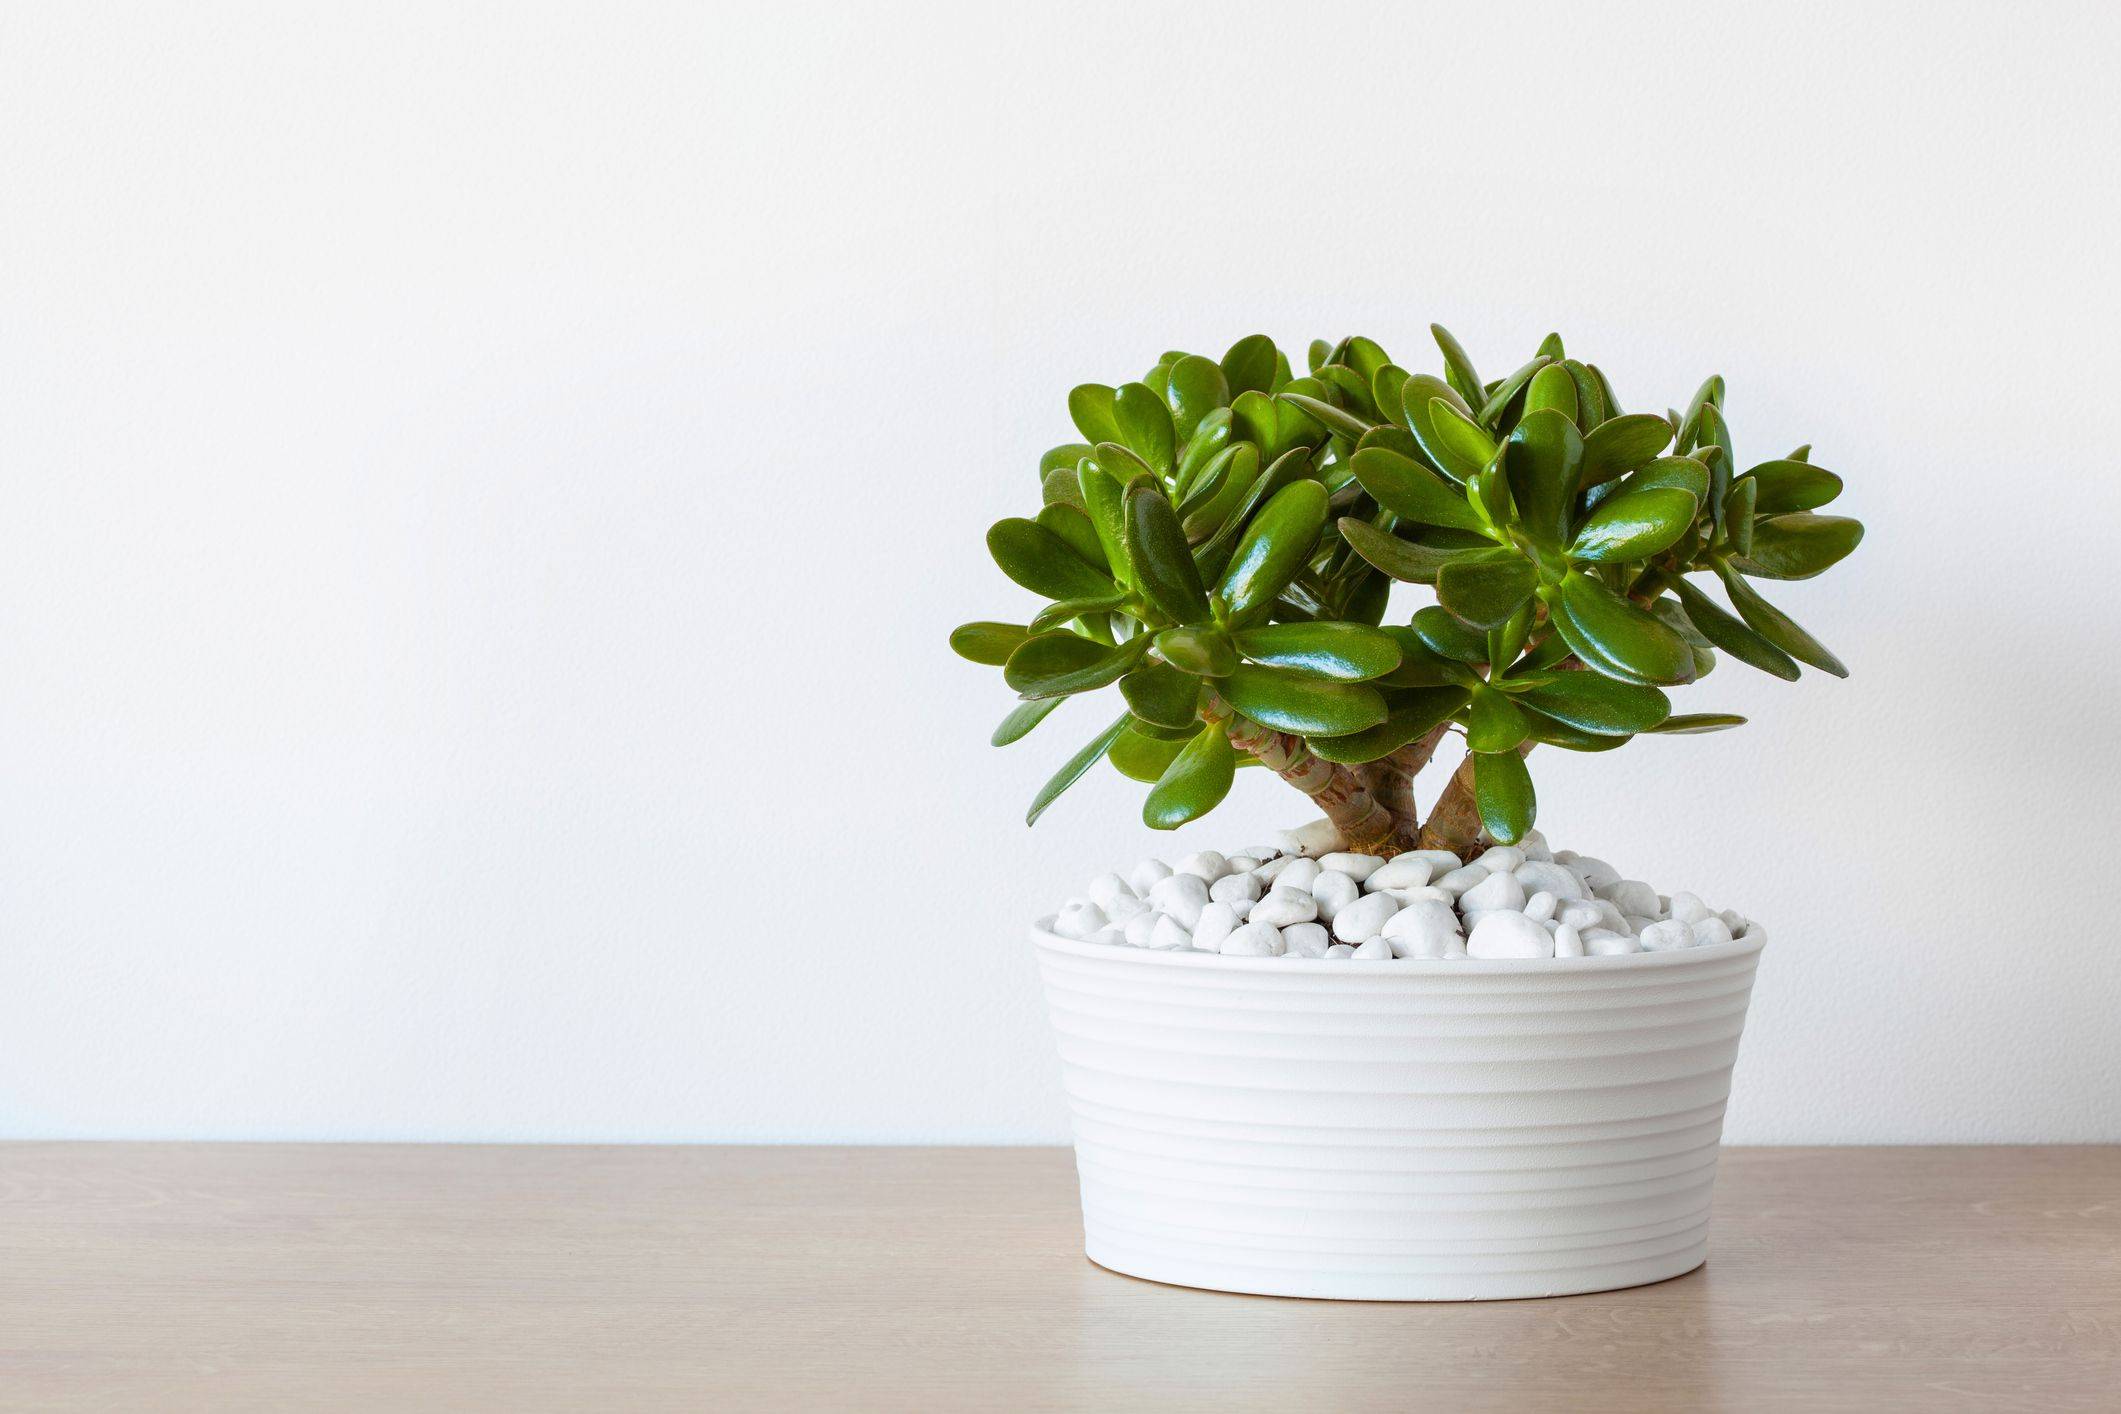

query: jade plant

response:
[950,329,1862,858]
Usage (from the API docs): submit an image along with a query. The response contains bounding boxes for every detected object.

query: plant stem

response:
[1415,753,1483,856]
[1203,691,1400,853]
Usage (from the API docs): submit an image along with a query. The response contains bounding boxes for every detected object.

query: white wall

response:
[3,1,2116,1144]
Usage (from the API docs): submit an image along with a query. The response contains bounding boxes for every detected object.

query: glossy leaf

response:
[1220,334,1279,398]
[1713,561,1848,676]
[1503,409,1584,544]
[1569,487,1698,561]
[1673,374,1724,454]
[1410,605,1489,663]
[1028,592,1126,633]
[1669,577,1800,680]
[1114,381,1176,477]
[1004,631,1147,698]
[1425,397,1500,482]
[1564,359,1607,430]
[1143,724,1236,829]
[1348,447,1488,532]
[1307,686,1469,763]
[1513,672,1671,735]
[1174,406,1233,485]
[1215,479,1328,621]
[1041,465,1086,511]
[1430,323,1484,407]
[1464,687,1532,753]
[951,621,1028,666]
[1742,459,1842,513]
[1371,364,1411,426]
[986,518,1117,600]
[1120,661,1201,729]
[1648,712,1748,734]
[1436,550,1538,629]
[1155,625,1238,677]
[1614,455,1710,502]
[1473,750,1535,844]
[1108,722,1185,781]
[1026,714,1130,824]
[1580,413,1674,487]
[1529,717,1632,752]
[992,695,1063,746]
[1219,666,1389,736]
[1723,476,1758,556]
[1163,355,1229,442]
[1338,517,1487,584]
[1067,384,1121,445]
[1524,362,1579,421]
[1698,402,1736,524]
[1041,442,1093,477]
[1554,571,1695,684]
[1400,375,1478,479]
[1732,514,1864,579]
[1123,478,1210,623]
[1075,463,1130,587]
[1279,391,1374,442]
[1035,503,1107,571]
[1477,355,1551,426]
[1232,622,1402,681]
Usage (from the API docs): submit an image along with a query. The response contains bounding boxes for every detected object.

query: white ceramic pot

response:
[1033,923,1766,1301]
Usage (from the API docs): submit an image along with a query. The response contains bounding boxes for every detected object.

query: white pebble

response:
[1691,916,1735,948]
[1323,943,1356,959]
[1148,873,1210,929]
[1556,900,1603,931]
[1148,915,1195,951]
[1224,855,1260,874]
[1467,911,1554,959]
[1219,921,1284,956]
[1243,844,1284,863]
[1254,855,1296,885]
[1281,922,1332,958]
[1086,873,1135,911]
[1433,864,1489,897]
[1274,856,1322,893]
[1104,893,1148,925]
[1053,902,1107,939]
[1719,907,1747,932]
[1289,818,1345,856]
[1624,915,1660,936]
[1591,899,1632,934]
[1473,845,1526,874]
[1128,858,1173,895]
[1225,898,1252,922]
[1382,900,1462,957]
[1554,922,1586,958]
[1460,869,1527,913]
[1249,887,1319,927]
[1596,879,1661,919]
[1638,919,1693,952]
[1176,850,1230,882]
[1309,869,1360,923]
[1123,912,1159,948]
[1364,856,1434,892]
[1668,891,1711,926]
[1516,829,1552,862]
[1586,932,1642,956]
[1331,891,1400,944]
[1089,927,1128,948]
[1209,872,1261,907]
[1515,860,1588,901]
[1403,849,1464,875]
[1390,925,1460,960]
[1271,829,1308,857]
[1569,855,1621,890]
[1192,901,1239,952]
[1319,852,1386,883]
[1350,936,1393,959]
[1524,890,1557,923]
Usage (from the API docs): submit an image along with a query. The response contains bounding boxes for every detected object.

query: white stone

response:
[1103,893,1149,925]
[1273,857,1322,893]
[1249,888,1319,927]
[1556,900,1604,932]
[1318,852,1386,883]
[1382,899,1461,946]
[1289,818,1345,856]
[1192,902,1239,952]
[1363,856,1434,892]
[1554,922,1586,958]
[1467,911,1555,959]
[1379,884,1452,907]
[1123,912,1159,948]
[1254,855,1296,885]
[1403,849,1464,875]
[1667,891,1710,926]
[1568,855,1621,890]
[1226,898,1252,923]
[1053,901,1107,939]
[1243,844,1284,863]
[1271,829,1308,857]
[1309,869,1360,924]
[1128,858,1173,895]
[1224,855,1260,874]
[1623,915,1660,936]
[1148,873,1210,929]
[1691,916,1735,948]
[1088,927,1127,948]
[1389,915,1461,959]
[1209,872,1261,907]
[1516,829,1553,862]
[1719,907,1747,933]
[1350,936,1393,959]
[1176,850,1229,883]
[1514,860,1588,901]
[1323,943,1356,959]
[1148,915,1194,951]
[1433,864,1489,897]
[1586,932,1642,956]
[1219,921,1284,957]
[1473,845,1526,874]
[1331,891,1400,944]
[1460,869,1527,913]
[1524,890,1558,923]
[1637,919,1693,952]
[1086,873,1135,912]
[1596,879,1662,919]
[1590,899,1632,934]
[1281,922,1332,958]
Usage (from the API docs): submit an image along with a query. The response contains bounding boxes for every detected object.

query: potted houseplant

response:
[952,328,1862,1300]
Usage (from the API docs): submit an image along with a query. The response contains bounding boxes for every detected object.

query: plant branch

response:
[1203,691,1400,853]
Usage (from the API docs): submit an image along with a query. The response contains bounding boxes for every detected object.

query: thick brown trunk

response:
[1415,753,1483,856]
[1357,725,1449,855]
[1204,692,1400,853]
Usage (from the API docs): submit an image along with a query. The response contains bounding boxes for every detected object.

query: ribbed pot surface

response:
[1033,925,1765,1301]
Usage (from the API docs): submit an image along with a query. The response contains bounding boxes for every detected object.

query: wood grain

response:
[0,1145,2114,1411]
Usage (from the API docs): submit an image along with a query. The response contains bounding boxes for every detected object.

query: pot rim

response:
[1032,919,1765,975]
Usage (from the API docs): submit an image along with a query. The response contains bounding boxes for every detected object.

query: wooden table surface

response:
[2,1145,2115,1411]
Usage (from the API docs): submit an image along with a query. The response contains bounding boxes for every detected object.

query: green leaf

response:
[1614,455,1710,502]
[1035,503,1108,572]
[1424,397,1501,481]
[1669,577,1800,681]
[1528,717,1632,752]
[1163,355,1229,443]
[1075,463,1130,588]
[1723,476,1758,556]
[1554,571,1695,684]
[1119,661,1201,729]
[1436,550,1538,629]
[1114,382,1176,477]
[1041,465,1087,511]
[1580,413,1674,487]
[1123,478,1210,623]
[1513,672,1671,735]
[1742,459,1842,513]
[987,518,1117,601]
[1564,359,1607,430]
[1219,666,1389,736]
[1220,334,1279,398]
[1041,442,1094,477]
[1348,447,1488,532]
[1569,487,1698,562]
[1713,561,1848,676]
[1524,363,1579,421]
[1279,391,1374,442]
[1155,624,1238,677]
[1430,323,1485,407]
[1370,364,1410,426]
[1338,517,1486,584]
[1697,402,1736,525]
[1004,631,1148,698]
[1232,622,1402,681]
[1477,355,1552,426]
[1308,686,1469,763]
[992,695,1063,746]
[1068,384,1121,445]
[1503,409,1584,544]
[1673,375,1724,455]
[1648,712,1747,734]
[951,621,1028,666]
[1464,686,1532,753]
[1028,592,1126,633]
[1143,724,1236,829]
[1410,605,1489,663]
[1027,714,1130,824]
[1214,479,1329,621]
[1400,375,1479,479]
[1473,750,1535,844]
[1732,514,1864,579]
[1173,443,1243,521]
[1174,406,1233,485]
[1109,721,1186,781]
